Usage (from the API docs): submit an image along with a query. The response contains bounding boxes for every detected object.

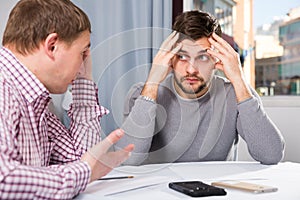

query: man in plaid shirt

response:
[0,0,134,199]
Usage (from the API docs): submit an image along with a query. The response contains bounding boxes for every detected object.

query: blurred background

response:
[1,0,300,162]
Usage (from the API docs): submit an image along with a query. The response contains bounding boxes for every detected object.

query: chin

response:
[183,85,200,93]
[49,86,68,94]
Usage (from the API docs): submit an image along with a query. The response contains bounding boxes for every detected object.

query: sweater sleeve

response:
[115,83,157,165]
[237,91,285,165]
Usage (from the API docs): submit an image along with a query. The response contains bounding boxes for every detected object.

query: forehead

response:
[67,30,90,49]
[180,38,211,54]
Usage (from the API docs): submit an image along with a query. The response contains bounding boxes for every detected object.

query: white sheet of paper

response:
[168,161,267,180]
[82,175,172,196]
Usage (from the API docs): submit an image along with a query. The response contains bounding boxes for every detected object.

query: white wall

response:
[0,1,18,41]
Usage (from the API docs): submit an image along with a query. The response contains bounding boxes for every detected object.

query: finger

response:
[170,42,182,55]
[166,42,182,67]
[160,31,180,52]
[160,31,177,49]
[214,62,224,71]
[207,46,224,63]
[114,144,135,163]
[153,41,181,68]
[100,129,124,153]
[123,144,135,152]
[98,147,133,169]
[167,32,180,49]
[158,43,182,69]
[211,33,235,53]
[208,37,228,56]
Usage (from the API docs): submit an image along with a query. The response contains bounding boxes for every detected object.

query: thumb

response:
[89,129,124,157]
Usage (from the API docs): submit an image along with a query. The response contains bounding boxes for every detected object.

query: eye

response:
[198,54,210,62]
[81,50,87,56]
[177,54,188,61]
[81,49,89,60]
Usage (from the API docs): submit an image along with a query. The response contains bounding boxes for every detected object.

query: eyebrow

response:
[178,49,209,54]
[84,42,91,50]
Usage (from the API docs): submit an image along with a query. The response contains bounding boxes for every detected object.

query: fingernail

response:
[128,152,132,157]
[116,129,123,137]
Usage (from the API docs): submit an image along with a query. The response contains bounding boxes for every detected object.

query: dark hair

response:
[172,10,222,41]
[2,0,91,55]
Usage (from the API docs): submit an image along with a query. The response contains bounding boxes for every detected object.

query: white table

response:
[76,161,300,199]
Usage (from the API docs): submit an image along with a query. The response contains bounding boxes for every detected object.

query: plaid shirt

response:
[0,47,109,199]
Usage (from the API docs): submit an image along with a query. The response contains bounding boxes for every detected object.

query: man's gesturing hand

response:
[81,129,134,182]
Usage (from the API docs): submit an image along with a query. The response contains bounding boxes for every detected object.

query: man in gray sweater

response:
[116,10,285,165]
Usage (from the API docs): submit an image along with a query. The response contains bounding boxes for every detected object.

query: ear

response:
[43,33,59,60]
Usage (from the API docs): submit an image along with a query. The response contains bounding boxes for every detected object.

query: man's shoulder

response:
[0,68,13,90]
[126,82,145,101]
[128,82,144,94]
[127,76,174,101]
[129,75,173,96]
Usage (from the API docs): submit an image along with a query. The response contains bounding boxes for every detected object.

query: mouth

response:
[184,77,201,85]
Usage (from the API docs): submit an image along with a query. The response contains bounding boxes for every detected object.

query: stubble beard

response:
[174,74,207,96]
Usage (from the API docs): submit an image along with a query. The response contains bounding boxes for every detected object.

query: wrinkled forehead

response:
[179,38,211,55]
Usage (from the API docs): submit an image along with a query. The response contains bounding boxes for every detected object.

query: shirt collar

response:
[0,47,49,103]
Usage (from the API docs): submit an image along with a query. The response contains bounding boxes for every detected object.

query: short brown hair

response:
[2,0,91,55]
[173,10,222,41]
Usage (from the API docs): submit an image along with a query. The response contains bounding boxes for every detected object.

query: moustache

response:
[181,75,204,82]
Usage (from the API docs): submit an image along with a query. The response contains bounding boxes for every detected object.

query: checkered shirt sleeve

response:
[0,47,109,199]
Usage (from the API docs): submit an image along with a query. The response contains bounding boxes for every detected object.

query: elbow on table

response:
[259,157,282,165]
[258,148,285,165]
[250,139,285,165]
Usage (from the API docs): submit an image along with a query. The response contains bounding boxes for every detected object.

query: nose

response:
[186,60,198,74]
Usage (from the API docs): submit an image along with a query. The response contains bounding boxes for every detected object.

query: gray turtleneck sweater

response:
[116,74,285,165]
